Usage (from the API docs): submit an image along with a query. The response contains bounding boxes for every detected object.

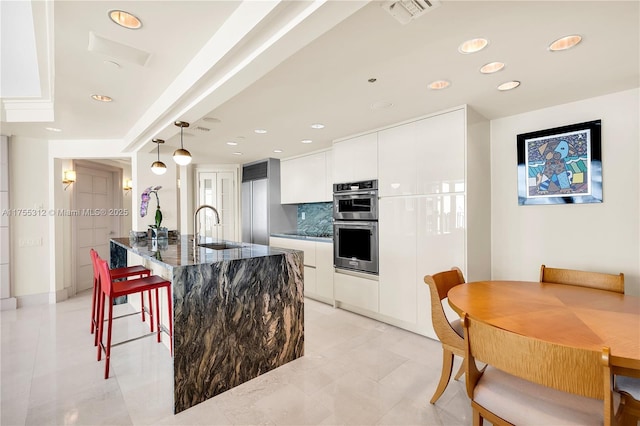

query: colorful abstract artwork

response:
[517,120,602,205]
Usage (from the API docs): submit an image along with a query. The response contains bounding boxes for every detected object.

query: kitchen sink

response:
[197,242,245,250]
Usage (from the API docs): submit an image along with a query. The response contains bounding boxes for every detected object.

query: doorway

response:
[196,170,237,241]
[73,161,122,295]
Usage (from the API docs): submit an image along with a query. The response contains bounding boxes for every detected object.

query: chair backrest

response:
[90,248,99,281]
[462,312,606,401]
[95,255,114,296]
[540,264,624,294]
[424,267,465,346]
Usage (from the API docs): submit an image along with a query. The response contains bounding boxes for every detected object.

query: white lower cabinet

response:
[333,270,378,312]
[379,195,467,339]
[378,197,417,324]
[269,237,333,303]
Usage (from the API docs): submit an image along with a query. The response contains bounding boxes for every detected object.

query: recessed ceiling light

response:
[310,123,325,129]
[91,94,113,102]
[232,152,243,156]
[45,127,62,132]
[254,129,267,134]
[480,62,505,74]
[428,80,450,90]
[273,149,283,153]
[202,117,221,123]
[108,10,142,29]
[549,35,582,51]
[458,38,489,54]
[371,101,393,109]
[226,141,238,146]
[498,81,521,91]
[301,139,313,144]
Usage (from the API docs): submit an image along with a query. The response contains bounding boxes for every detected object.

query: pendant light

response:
[173,121,192,165]
[151,138,167,175]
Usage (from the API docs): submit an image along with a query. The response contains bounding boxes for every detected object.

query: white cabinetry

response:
[378,197,417,324]
[377,106,490,338]
[378,109,465,197]
[333,271,378,313]
[269,236,334,303]
[280,150,332,204]
[315,242,334,300]
[332,132,377,183]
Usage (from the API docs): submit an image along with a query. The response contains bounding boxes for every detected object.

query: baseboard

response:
[53,287,69,303]
[0,297,17,311]
[16,292,50,307]
[334,299,438,340]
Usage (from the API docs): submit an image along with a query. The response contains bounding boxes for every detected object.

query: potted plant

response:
[141,186,168,240]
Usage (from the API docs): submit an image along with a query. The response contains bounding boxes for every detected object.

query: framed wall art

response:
[517,119,602,205]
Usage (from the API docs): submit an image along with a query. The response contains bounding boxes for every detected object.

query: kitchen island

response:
[110,235,304,414]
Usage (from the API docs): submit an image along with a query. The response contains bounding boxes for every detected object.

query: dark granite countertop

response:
[270,232,333,243]
[111,235,296,269]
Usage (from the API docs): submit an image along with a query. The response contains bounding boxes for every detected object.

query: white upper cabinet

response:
[378,108,465,197]
[280,150,331,204]
[332,132,377,183]
[415,109,465,194]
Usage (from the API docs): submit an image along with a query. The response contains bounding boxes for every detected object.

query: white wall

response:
[9,136,50,299]
[490,88,640,295]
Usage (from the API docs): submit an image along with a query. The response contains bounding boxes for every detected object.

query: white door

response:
[74,166,115,293]
[198,171,236,240]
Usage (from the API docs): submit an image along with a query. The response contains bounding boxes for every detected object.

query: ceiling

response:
[1,1,638,166]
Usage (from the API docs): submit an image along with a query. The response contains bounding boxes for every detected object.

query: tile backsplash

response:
[297,202,332,236]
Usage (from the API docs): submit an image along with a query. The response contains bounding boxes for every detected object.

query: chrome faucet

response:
[193,204,221,251]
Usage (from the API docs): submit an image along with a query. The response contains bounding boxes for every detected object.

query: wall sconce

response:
[151,138,167,175]
[62,170,76,190]
[173,121,192,165]
[123,179,133,193]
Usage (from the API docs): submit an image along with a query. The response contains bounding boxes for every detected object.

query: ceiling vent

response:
[381,0,441,25]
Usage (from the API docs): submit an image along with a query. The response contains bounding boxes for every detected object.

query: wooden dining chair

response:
[423,266,466,404]
[461,312,613,425]
[539,264,624,293]
[610,356,640,426]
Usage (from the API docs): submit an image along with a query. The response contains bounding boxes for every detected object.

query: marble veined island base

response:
[111,236,304,414]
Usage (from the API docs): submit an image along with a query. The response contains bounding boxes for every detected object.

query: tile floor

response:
[1,291,473,425]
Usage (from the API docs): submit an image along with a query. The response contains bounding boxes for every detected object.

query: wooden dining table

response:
[447,280,640,362]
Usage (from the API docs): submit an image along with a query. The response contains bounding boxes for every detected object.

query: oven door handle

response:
[334,191,377,198]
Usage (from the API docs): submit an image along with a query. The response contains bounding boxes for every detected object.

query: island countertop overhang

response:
[110,235,300,269]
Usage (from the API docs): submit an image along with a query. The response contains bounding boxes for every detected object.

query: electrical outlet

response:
[301,212,306,220]
[19,237,43,247]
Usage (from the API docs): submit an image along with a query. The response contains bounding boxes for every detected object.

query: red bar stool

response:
[95,256,173,379]
[89,249,154,346]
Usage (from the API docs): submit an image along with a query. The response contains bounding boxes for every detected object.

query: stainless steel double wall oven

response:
[333,180,379,275]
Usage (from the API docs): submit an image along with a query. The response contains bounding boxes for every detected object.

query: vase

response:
[149,227,169,241]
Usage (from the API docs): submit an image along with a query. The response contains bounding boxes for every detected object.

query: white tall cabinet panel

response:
[332,132,377,183]
[378,123,416,196]
[415,194,466,339]
[378,197,417,323]
[377,105,490,338]
[315,242,334,300]
[415,109,465,195]
[378,109,465,197]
